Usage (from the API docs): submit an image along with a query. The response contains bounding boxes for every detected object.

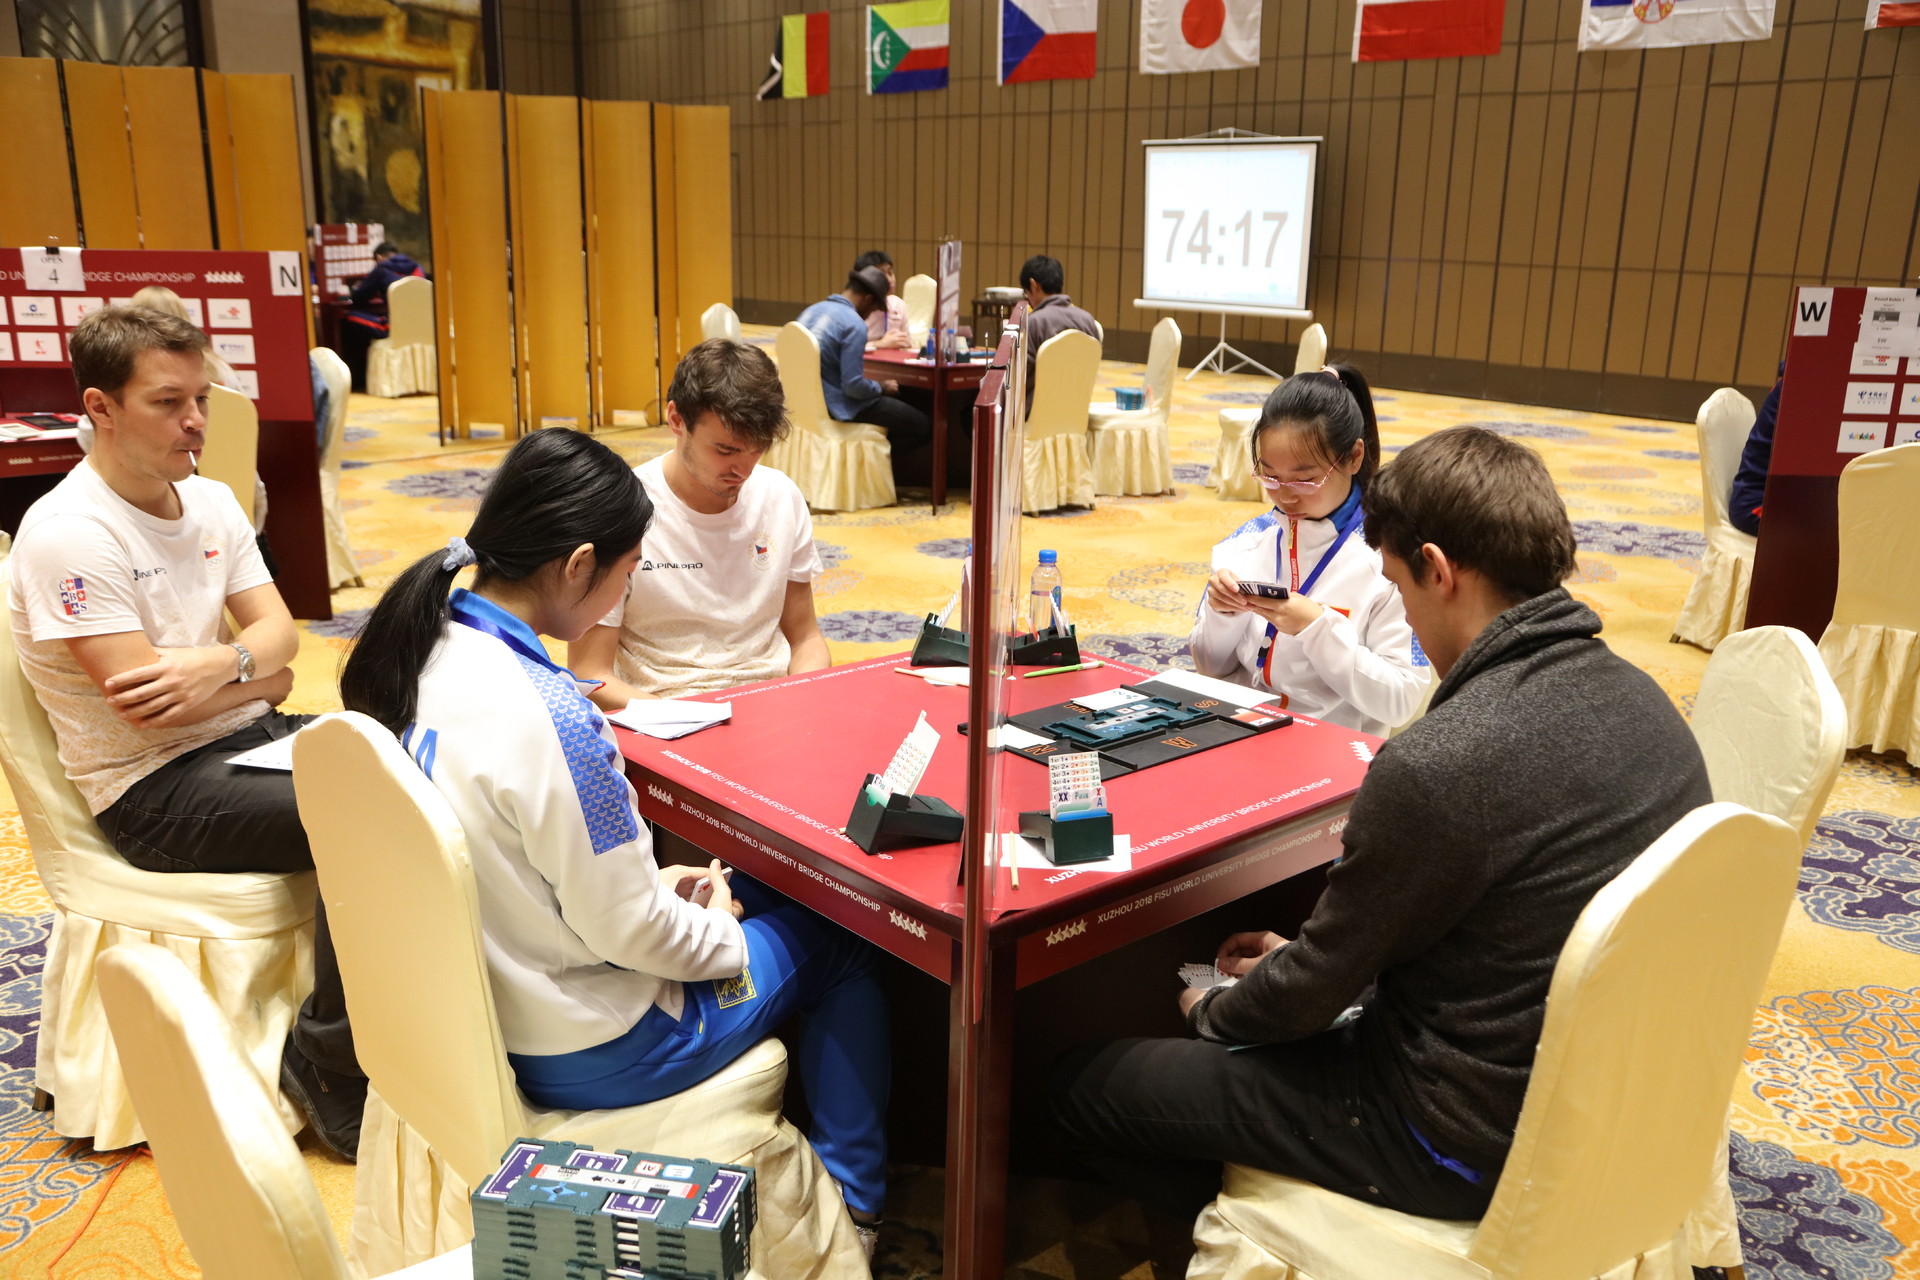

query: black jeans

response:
[95,712,361,1079]
[849,394,933,483]
[337,323,376,393]
[1048,1023,1497,1222]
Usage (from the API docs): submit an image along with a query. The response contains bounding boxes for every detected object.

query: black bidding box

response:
[846,773,964,854]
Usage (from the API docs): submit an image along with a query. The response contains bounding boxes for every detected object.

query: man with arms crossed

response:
[572,339,831,706]
[1050,426,1712,1221]
[9,307,363,1156]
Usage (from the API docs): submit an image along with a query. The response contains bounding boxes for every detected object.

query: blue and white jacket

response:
[408,590,746,1058]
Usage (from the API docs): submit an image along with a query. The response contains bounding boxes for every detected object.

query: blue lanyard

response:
[1258,487,1364,678]
[448,591,580,679]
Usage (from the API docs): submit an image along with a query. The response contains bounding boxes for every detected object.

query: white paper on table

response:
[228,735,298,771]
[606,699,732,740]
[898,664,969,687]
[996,832,1132,874]
[1144,668,1280,710]
[990,724,1050,751]
[1073,687,1147,713]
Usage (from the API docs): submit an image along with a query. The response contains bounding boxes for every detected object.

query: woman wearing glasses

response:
[1188,366,1429,735]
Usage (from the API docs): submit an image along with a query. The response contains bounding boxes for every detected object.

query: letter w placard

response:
[1794,288,1832,336]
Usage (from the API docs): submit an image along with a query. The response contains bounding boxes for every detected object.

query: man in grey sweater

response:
[1050,425,1712,1221]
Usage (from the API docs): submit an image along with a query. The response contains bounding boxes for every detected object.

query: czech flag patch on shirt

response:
[59,575,87,616]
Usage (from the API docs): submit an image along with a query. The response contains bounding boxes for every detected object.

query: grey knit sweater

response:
[1189,588,1712,1167]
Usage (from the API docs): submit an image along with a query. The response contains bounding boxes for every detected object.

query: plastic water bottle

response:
[1029,549,1066,634]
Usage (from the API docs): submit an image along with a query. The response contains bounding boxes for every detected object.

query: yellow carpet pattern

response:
[1,326,1915,1279]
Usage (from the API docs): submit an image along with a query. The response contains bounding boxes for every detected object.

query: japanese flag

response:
[1140,0,1262,74]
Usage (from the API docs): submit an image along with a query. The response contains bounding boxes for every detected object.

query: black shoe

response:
[279,1035,366,1162]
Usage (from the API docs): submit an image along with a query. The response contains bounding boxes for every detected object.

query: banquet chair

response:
[199,384,262,526]
[1679,622,1845,1271]
[1292,322,1328,375]
[311,347,363,589]
[1211,405,1264,500]
[902,273,936,348]
[1088,317,1178,496]
[0,567,315,1150]
[1188,802,1800,1280]
[1671,389,1758,651]
[763,322,894,512]
[1817,442,1920,757]
[366,276,438,398]
[1022,329,1101,514]
[702,302,743,343]
[292,713,867,1279]
[99,943,473,1280]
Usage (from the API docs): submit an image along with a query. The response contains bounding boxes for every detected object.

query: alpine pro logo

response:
[639,560,704,571]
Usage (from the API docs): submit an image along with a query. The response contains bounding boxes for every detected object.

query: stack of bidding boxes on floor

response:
[470,1137,756,1280]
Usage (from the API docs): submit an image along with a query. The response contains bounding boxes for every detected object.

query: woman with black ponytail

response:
[1187,365,1429,735]
[339,429,890,1246]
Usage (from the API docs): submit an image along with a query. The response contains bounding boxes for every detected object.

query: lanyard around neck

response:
[1259,490,1365,684]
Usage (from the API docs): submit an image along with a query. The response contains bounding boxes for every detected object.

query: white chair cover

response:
[1023,330,1101,513]
[1212,407,1263,500]
[311,347,363,589]
[763,322,894,512]
[291,714,867,1280]
[100,943,351,1280]
[1190,803,1800,1280]
[366,277,438,399]
[1672,389,1758,650]
[701,302,743,343]
[200,384,262,529]
[1292,323,1328,375]
[1681,624,1846,1268]
[1088,317,1177,496]
[0,569,314,1150]
[902,274,935,349]
[1817,442,1920,756]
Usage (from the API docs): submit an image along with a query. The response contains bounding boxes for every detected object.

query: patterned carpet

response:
[1,325,1916,1279]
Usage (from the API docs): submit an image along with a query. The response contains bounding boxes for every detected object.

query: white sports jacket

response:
[1187,503,1429,737]
[407,589,746,1057]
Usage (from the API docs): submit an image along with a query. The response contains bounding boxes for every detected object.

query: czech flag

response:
[868,1,950,95]
[1000,0,1098,84]
[1353,0,1503,62]
[770,12,829,98]
[1867,0,1920,26]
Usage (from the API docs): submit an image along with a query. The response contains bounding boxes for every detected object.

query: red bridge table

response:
[617,652,1375,1279]
[862,349,987,513]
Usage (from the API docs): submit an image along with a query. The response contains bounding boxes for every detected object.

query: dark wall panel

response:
[581,0,1919,419]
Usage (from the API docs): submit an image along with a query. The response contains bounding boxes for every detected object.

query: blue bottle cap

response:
[1038,549,1057,564]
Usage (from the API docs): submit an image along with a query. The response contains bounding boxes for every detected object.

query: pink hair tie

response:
[1319,365,1341,379]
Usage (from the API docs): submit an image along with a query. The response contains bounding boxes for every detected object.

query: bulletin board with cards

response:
[0,247,334,619]
[1747,286,1920,638]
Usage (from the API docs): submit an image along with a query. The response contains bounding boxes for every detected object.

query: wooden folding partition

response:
[61,60,139,249]
[508,95,591,430]
[651,104,682,372]
[585,100,660,427]
[423,89,518,440]
[0,57,78,248]
[669,105,733,376]
[220,74,309,253]
[122,66,212,250]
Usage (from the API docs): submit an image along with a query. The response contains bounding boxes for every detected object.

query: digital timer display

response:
[1140,139,1317,315]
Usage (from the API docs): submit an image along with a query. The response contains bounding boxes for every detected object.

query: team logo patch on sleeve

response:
[58,576,87,616]
[714,968,757,1008]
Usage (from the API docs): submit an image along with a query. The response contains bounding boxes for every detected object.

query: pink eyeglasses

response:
[1256,463,1338,493]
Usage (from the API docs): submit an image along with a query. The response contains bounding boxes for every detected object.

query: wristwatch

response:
[230,641,256,683]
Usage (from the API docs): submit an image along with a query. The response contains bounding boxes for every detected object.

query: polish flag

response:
[1139,0,1262,75]
[1353,0,1504,62]
[1000,0,1098,84]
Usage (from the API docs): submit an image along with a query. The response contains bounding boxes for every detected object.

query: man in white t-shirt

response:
[7,306,364,1158]
[570,339,830,706]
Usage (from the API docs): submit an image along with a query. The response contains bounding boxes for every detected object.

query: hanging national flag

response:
[1577,0,1774,51]
[766,12,830,98]
[1139,0,1262,74]
[1001,0,1098,84]
[1353,0,1504,61]
[868,1,950,94]
[1866,0,1920,27]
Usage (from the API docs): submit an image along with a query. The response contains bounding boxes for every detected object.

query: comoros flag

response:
[868,1,950,94]
[1001,0,1098,84]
